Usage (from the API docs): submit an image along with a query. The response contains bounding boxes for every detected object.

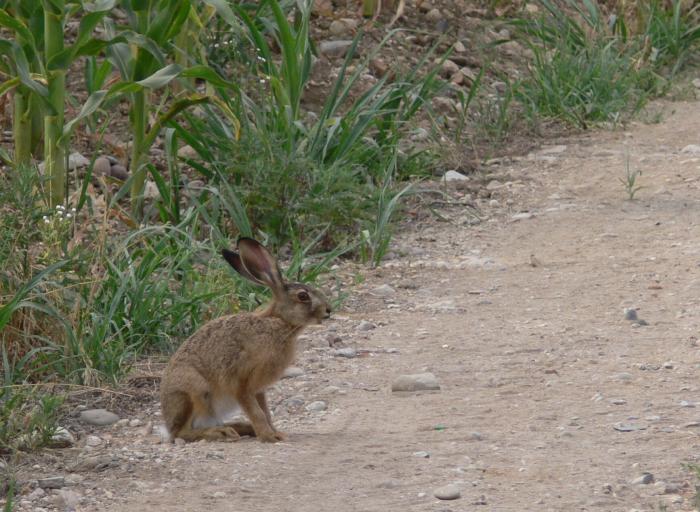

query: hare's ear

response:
[221,248,266,285]
[236,238,285,291]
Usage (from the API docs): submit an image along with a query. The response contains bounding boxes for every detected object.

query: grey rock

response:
[613,422,647,432]
[371,284,396,297]
[681,144,700,155]
[434,484,461,500]
[329,18,357,37]
[425,8,443,22]
[177,144,197,159]
[632,473,654,485]
[129,418,142,427]
[392,372,440,392]
[468,431,484,441]
[109,164,129,181]
[28,487,46,500]
[357,320,376,331]
[611,399,627,405]
[92,156,112,177]
[412,451,430,458]
[511,212,534,221]
[85,435,102,447]
[79,409,120,426]
[212,491,227,498]
[334,348,357,358]
[305,401,327,412]
[174,437,186,446]
[634,319,649,326]
[283,366,304,378]
[663,361,674,369]
[369,58,389,78]
[440,59,460,78]
[54,489,81,510]
[454,41,467,53]
[680,400,695,408]
[623,308,638,321]
[38,476,65,489]
[442,170,468,182]
[68,152,90,170]
[319,40,353,58]
[693,78,700,89]
[50,427,75,447]
[68,455,119,472]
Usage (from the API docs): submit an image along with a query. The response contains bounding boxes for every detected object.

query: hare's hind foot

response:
[224,421,286,441]
[177,425,241,442]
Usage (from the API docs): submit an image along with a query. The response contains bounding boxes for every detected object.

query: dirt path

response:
[14,99,700,512]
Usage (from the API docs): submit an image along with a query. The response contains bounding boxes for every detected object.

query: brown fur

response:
[160,239,331,443]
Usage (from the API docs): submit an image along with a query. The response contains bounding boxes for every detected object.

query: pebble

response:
[613,423,647,432]
[357,320,376,331]
[79,409,120,426]
[693,78,700,89]
[85,435,102,447]
[92,156,111,176]
[177,144,197,159]
[434,484,461,500]
[371,284,396,297]
[632,473,654,485]
[680,400,695,408]
[392,372,441,392]
[212,491,227,498]
[442,170,468,182]
[283,366,304,378]
[440,59,459,78]
[38,476,65,489]
[319,40,353,58]
[413,451,430,458]
[425,8,443,22]
[109,164,129,180]
[454,41,466,53]
[28,487,46,500]
[51,427,75,447]
[681,144,700,155]
[54,489,81,510]
[623,308,638,321]
[174,438,186,447]
[611,399,627,405]
[305,401,327,412]
[129,418,142,427]
[334,348,357,358]
[329,18,357,37]
[369,58,389,78]
[116,418,130,427]
[511,212,534,221]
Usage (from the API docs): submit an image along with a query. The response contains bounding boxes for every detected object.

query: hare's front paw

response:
[206,426,241,442]
[258,430,282,443]
[273,430,287,441]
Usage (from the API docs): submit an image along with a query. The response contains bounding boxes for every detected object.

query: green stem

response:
[44,1,66,207]
[13,89,32,166]
[129,89,147,214]
[362,0,376,17]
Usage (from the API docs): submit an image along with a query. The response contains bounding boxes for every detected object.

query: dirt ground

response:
[8,98,700,511]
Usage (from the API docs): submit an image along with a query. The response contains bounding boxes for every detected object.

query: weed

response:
[620,155,644,200]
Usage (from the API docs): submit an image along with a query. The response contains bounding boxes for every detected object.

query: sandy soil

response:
[9,98,700,512]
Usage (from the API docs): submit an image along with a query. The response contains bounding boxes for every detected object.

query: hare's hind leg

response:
[163,389,241,442]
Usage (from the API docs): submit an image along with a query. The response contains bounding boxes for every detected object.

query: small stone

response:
[283,366,304,378]
[143,180,160,200]
[174,438,186,446]
[312,0,332,16]
[615,372,633,382]
[392,373,440,392]
[212,491,226,498]
[334,348,357,358]
[539,145,567,154]
[623,308,638,321]
[38,476,65,489]
[680,400,695,408]
[511,212,533,221]
[371,284,396,297]
[177,144,197,159]
[28,487,46,500]
[663,361,674,369]
[611,399,627,405]
[632,473,654,485]
[454,41,466,53]
[369,58,389,78]
[85,435,102,447]
[319,40,353,58]
[116,418,130,427]
[413,451,430,458]
[129,418,142,427]
[68,152,90,170]
[329,18,357,37]
[468,431,484,441]
[109,164,129,181]
[79,409,120,426]
[305,401,327,412]
[92,156,111,177]
[442,170,468,182]
[440,59,459,78]
[692,78,700,89]
[681,144,700,155]
[51,427,75,447]
[434,484,461,500]
[357,320,376,331]
[425,8,443,22]
[55,489,81,510]
[613,422,647,432]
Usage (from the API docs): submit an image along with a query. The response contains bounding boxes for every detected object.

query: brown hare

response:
[160,238,331,443]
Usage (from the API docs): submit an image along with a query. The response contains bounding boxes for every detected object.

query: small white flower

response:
[214,43,220,49]
[71,207,76,213]
[257,56,266,63]
[44,219,50,224]
[66,213,72,218]
[55,205,62,210]
[42,215,48,221]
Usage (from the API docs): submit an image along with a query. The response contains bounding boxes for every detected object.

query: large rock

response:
[392,373,440,392]
[79,409,120,426]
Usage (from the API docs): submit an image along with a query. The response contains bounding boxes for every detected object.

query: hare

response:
[160,238,331,443]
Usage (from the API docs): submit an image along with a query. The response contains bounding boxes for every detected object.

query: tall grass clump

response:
[513,0,666,128]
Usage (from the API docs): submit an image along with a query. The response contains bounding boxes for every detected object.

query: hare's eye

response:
[297,290,311,302]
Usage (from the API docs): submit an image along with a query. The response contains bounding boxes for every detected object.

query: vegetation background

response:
[0,0,698,504]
